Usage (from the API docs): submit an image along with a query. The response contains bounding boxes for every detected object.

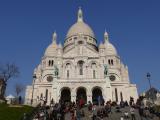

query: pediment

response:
[63,46,99,58]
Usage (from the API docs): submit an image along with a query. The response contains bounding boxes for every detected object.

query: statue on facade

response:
[104,64,108,78]
[54,65,59,77]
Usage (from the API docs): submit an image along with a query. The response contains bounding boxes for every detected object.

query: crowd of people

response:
[22,96,160,120]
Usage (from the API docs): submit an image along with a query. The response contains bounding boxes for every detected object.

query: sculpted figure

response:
[54,65,59,77]
[104,64,108,76]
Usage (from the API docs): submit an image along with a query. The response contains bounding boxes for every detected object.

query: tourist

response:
[92,104,97,120]
[76,107,81,120]
[124,111,129,119]
[130,106,136,120]
[88,101,92,111]
[120,100,125,108]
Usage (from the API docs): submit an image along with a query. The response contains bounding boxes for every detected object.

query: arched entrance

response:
[76,87,87,104]
[60,87,71,103]
[92,87,103,105]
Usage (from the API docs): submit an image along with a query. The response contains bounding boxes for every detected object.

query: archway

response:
[76,87,87,104]
[60,87,71,103]
[92,87,103,105]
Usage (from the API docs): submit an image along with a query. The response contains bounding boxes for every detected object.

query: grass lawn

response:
[0,103,33,120]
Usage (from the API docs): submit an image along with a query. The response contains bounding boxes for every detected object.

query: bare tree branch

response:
[0,63,19,99]
[15,83,24,96]
[0,63,19,82]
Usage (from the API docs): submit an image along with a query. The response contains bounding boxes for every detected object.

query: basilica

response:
[25,8,138,105]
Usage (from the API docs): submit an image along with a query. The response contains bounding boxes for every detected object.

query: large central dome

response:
[66,8,95,38]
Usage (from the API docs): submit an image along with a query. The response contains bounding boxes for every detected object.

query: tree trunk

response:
[0,82,6,100]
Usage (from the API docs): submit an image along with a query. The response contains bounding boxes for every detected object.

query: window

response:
[93,70,96,79]
[74,37,77,39]
[111,59,113,65]
[51,60,54,66]
[109,75,116,81]
[66,63,71,68]
[67,70,69,78]
[108,59,110,65]
[47,76,53,82]
[48,60,51,66]
[78,61,84,75]
[48,60,54,66]
[78,41,83,44]
[108,59,114,65]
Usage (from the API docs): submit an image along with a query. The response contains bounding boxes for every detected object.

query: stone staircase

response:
[80,106,160,120]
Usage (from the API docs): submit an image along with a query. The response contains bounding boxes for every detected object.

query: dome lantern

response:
[104,29,109,42]
[52,31,57,43]
[78,7,83,22]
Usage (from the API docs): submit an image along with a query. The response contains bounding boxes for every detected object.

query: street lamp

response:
[146,72,154,104]
[31,74,36,105]
[146,72,151,89]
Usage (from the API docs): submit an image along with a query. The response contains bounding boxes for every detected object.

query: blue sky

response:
[0,0,160,96]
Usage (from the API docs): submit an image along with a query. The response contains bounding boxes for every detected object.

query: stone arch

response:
[92,86,104,105]
[63,61,74,68]
[60,87,71,103]
[88,60,99,68]
[76,86,87,104]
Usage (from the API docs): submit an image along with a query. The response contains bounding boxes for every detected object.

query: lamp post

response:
[31,74,36,105]
[146,72,154,104]
[146,72,151,89]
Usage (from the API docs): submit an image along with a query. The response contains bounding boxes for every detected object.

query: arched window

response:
[51,60,54,66]
[108,59,110,65]
[111,59,114,65]
[66,63,71,68]
[78,61,84,75]
[48,60,51,66]
[48,60,54,66]
[108,59,114,65]
[93,70,96,79]
[67,70,69,78]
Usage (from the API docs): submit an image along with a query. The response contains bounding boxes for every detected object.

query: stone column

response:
[105,87,112,102]
[71,88,76,102]
[87,87,92,103]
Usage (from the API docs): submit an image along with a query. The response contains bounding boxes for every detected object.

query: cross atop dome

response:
[104,29,109,42]
[52,31,57,43]
[77,7,83,22]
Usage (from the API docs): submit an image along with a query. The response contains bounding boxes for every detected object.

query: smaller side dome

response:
[99,42,105,48]
[44,32,58,56]
[103,30,117,55]
[44,44,57,56]
[106,43,117,55]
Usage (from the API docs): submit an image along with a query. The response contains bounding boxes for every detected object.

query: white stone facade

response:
[25,8,138,105]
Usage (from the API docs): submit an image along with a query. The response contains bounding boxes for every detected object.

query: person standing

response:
[92,105,97,120]
[130,106,136,120]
